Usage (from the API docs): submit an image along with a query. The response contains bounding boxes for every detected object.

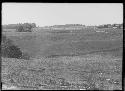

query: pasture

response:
[2,28,123,58]
[1,28,123,90]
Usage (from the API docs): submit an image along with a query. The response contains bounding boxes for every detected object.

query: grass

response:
[2,28,123,58]
[1,54,122,90]
[1,28,123,90]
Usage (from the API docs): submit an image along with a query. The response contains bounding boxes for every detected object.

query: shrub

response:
[1,45,22,59]
[1,35,22,59]
[1,35,31,60]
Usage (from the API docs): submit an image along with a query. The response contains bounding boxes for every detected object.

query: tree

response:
[17,25,24,32]
[31,23,36,28]
[16,23,36,32]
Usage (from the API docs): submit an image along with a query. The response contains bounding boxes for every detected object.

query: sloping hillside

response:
[3,28,123,58]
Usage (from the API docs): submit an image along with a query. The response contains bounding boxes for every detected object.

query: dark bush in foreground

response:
[2,45,22,59]
[1,35,30,59]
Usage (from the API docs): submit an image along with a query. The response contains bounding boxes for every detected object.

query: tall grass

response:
[2,54,122,90]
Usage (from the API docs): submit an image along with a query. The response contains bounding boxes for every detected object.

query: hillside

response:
[2,28,123,58]
[2,26,123,90]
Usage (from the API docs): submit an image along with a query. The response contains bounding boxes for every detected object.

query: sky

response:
[2,3,123,27]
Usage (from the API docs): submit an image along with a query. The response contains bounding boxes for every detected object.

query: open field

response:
[1,28,123,90]
[1,54,122,90]
[2,28,123,58]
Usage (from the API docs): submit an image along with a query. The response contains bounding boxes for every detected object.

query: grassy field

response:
[1,55,122,90]
[2,28,123,58]
[2,28,123,90]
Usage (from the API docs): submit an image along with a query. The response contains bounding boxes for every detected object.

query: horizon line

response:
[2,22,123,27]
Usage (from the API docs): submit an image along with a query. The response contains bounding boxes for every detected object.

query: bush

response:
[1,35,26,59]
[2,44,23,59]
[1,35,31,60]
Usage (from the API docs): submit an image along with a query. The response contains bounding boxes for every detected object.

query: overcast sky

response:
[2,3,123,27]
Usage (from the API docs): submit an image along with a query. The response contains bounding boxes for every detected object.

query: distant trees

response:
[97,24,123,29]
[17,24,24,32]
[16,23,36,32]
[2,23,36,32]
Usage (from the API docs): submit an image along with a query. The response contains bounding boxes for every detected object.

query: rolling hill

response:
[2,28,123,58]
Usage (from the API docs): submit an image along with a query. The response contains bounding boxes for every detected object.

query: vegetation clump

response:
[1,35,30,60]
[2,23,36,32]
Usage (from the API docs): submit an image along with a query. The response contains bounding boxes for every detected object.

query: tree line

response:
[2,23,36,32]
[97,23,123,29]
